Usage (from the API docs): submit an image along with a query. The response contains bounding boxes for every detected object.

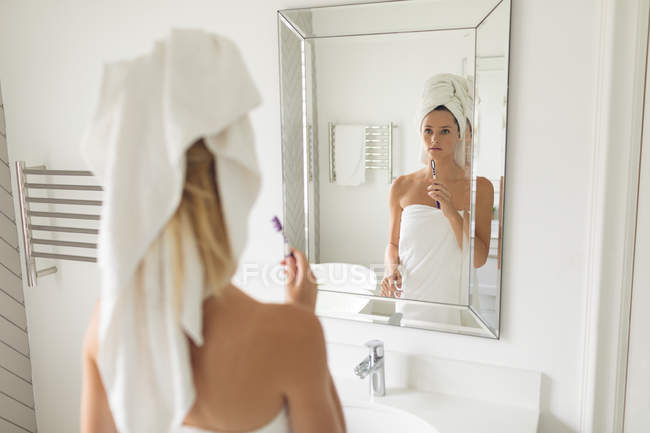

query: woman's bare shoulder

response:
[258,303,324,341]
[476,176,494,192]
[394,170,419,186]
[390,171,416,198]
[205,289,322,340]
[250,303,327,381]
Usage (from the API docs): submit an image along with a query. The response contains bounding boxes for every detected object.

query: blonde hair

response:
[164,140,236,306]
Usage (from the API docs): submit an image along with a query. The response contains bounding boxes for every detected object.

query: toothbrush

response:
[430,160,441,209]
[272,215,323,285]
[271,216,294,258]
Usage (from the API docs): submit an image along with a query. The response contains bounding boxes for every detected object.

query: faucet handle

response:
[354,357,370,378]
[365,339,384,358]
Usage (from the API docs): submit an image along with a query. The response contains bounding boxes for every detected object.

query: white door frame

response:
[580,0,650,432]
[623,45,650,430]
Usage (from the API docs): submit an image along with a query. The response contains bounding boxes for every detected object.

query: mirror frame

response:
[277,0,511,339]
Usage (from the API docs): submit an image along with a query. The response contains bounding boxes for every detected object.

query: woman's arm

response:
[385,177,403,267]
[328,372,345,429]
[381,178,403,297]
[80,302,119,433]
[472,177,494,268]
[282,312,346,433]
[283,250,346,433]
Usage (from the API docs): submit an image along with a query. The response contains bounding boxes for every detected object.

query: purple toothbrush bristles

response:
[271,215,294,257]
[271,216,286,240]
[271,215,282,230]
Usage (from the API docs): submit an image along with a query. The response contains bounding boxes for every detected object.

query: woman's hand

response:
[426,180,456,219]
[380,266,402,298]
[282,247,318,311]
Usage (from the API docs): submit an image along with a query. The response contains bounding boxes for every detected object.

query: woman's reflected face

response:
[421,109,460,161]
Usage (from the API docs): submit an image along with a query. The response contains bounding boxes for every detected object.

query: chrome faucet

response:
[354,339,385,397]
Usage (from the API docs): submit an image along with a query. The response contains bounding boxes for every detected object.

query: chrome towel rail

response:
[328,122,397,184]
[26,197,102,206]
[364,124,393,184]
[28,224,98,234]
[15,161,102,287]
[25,183,102,191]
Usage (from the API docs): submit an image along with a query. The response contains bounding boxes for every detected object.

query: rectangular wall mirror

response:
[278,0,511,338]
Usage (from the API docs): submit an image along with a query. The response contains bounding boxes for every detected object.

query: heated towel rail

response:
[328,122,397,184]
[15,162,102,287]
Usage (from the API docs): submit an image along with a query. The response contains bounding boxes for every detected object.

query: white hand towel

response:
[334,125,365,186]
[80,29,261,433]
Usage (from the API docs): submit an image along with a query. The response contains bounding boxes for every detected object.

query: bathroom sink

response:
[313,263,378,315]
[344,402,439,433]
[311,262,377,294]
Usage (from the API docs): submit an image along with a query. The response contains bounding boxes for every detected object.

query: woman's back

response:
[183,285,316,432]
[81,251,345,433]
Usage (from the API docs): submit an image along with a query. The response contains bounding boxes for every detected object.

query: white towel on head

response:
[417,74,473,166]
[80,29,261,433]
[333,125,365,186]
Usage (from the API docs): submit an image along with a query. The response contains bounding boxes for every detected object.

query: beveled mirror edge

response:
[277,14,309,253]
[316,290,498,338]
[278,11,306,40]
[278,0,506,38]
[493,0,512,342]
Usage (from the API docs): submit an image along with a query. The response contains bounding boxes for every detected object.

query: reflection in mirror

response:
[279,0,510,338]
[382,74,494,327]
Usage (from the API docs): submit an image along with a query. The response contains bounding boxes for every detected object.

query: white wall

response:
[0,1,602,433]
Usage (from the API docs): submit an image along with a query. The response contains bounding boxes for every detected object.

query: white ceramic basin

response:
[311,262,377,294]
[344,402,439,433]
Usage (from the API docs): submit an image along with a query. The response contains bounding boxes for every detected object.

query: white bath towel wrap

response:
[397,204,464,302]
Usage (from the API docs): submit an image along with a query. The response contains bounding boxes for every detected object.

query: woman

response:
[79,30,345,433]
[380,74,493,307]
